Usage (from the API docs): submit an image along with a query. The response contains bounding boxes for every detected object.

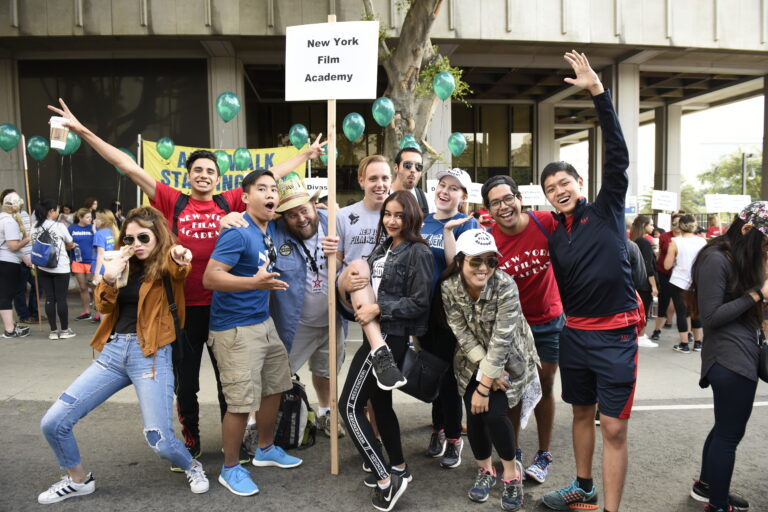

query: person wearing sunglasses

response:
[440,229,539,511]
[38,206,209,504]
[391,147,432,216]
[203,170,301,497]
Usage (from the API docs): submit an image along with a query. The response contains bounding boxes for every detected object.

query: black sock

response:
[577,476,593,492]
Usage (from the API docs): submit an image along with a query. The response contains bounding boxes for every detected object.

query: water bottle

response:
[73,245,82,263]
[650,297,659,318]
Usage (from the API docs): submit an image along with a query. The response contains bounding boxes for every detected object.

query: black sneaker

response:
[440,438,463,469]
[688,332,694,344]
[468,467,497,503]
[371,346,406,391]
[674,343,691,353]
[426,430,446,458]
[364,465,412,488]
[170,440,202,472]
[694,340,703,352]
[650,329,661,341]
[372,473,408,512]
[363,438,384,473]
[3,324,29,338]
[75,312,91,320]
[691,479,749,511]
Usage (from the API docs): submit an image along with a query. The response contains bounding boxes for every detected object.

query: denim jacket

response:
[368,238,433,337]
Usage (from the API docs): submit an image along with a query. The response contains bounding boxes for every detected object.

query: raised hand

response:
[252,260,289,290]
[304,133,328,160]
[563,51,604,96]
[444,216,472,232]
[47,98,86,135]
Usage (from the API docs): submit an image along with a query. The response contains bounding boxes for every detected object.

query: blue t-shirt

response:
[421,213,480,292]
[68,224,95,264]
[209,214,271,331]
[93,227,115,275]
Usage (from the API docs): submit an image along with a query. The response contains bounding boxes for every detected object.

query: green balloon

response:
[56,131,81,156]
[448,132,467,157]
[156,137,175,160]
[399,134,421,152]
[27,136,50,161]
[216,92,241,123]
[214,150,232,176]
[372,97,395,127]
[433,71,456,101]
[342,112,365,143]
[289,124,309,150]
[320,146,338,166]
[0,123,21,152]
[114,147,136,176]
[233,147,252,171]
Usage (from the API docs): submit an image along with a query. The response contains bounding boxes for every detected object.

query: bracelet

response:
[478,382,491,390]
[475,389,489,398]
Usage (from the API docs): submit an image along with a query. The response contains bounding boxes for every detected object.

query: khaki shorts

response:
[207,318,292,413]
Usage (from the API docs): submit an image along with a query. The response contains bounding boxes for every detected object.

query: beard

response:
[288,215,319,240]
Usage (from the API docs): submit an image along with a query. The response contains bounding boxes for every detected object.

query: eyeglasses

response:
[489,194,518,211]
[402,161,423,172]
[264,234,277,264]
[467,256,499,269]
[122,233,151,246]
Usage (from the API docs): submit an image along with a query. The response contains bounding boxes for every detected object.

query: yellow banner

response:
[141,140,305,203]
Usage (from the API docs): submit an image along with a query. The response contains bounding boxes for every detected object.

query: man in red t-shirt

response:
[651,212,683,340]
[49,99,325,465]
[481,175,563,484]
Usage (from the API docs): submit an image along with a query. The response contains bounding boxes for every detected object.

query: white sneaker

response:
[638,335,658,348]
[48,331,59,341]
[38,473,95,504]
[185,459,209,494]
[58,328,76,339]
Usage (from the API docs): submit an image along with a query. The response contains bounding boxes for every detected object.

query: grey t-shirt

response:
[336,200,383,267]
[0,212,22,264]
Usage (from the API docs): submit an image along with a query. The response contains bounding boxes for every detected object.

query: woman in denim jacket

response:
[337,190,433,511]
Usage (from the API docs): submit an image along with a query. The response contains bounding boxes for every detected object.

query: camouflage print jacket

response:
[441,270,540,407]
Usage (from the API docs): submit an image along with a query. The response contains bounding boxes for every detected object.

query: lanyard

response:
[298,229,321,276]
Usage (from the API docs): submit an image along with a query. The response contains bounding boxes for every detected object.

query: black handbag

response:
[399,347,449,403]
[759,332,768,383]
[162,275,190,370]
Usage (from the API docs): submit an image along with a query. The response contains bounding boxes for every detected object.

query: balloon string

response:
[70,155,74,207]
[36,162,41,202]
[117,174,122,199]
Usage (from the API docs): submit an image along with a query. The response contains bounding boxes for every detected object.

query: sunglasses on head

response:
[402,161,424,172]
[467,256,499,269]
[122,233,151,246]
[264,234,277,264]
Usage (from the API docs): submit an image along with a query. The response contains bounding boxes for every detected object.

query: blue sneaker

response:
[218,465,259,496]
[252,445,303,469]
[541,478,598,510]
[525,450,553,483]
[501,461,524,511]
[468,467,497,503]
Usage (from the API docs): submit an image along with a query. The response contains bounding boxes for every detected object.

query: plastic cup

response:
[49,116,69,149]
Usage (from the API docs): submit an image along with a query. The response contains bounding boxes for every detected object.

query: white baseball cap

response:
[455,228,502,257]
[436,168,472,191]
[2,192,23,209]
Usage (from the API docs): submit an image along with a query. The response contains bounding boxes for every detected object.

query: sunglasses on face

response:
[671,221,679,226]
[467,256,499,269]
[264,234,277,264]
[123,233,152,246]
[402,161,423,172]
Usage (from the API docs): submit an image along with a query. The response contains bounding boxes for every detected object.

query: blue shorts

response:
[529,314,565,364]
[559,324,638,419]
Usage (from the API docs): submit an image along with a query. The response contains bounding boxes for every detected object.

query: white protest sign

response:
[656,212,671,231]
[518,185,547,206]
[285,21,379,101]
[651,190,679,211]
[705,194,751,213]
[305,177,329,198]
[468,183,483,204]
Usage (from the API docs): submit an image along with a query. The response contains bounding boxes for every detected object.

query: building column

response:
[654,104,682,194]
[762,76,768,201]
[0,57,24,198]
[535,102,557,183]
[615,63,640,200]
[207,53,247,149]
[428,98,451,178]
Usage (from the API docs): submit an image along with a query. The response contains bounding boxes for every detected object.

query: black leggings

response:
[0,261,21,309]
[340,334,408,481]
[431,366,463,440]
[38,270,69,331]
[670,283,702,333]
[463,377,516,461]
[699,363,757,508]
[657,272,673,320]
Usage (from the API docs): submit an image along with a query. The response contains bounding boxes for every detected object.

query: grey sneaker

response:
[48,331,60,341]
[440,438,463,469]
[3,325,30,338]
[500,461,524,511]
[426,430,446,457]
[468,467,497,503]
[58,328,76,339]
[318,413,346,438]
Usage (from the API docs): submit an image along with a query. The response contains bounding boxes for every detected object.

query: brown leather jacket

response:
[91,251,189,356]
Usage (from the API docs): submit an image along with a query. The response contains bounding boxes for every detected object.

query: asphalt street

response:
[1,297,766,512]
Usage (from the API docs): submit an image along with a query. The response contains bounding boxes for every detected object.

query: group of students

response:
[21,51,762,512]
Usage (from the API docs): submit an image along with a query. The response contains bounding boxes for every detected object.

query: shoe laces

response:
[444,442,458,458]
[533,451,552,469]
[502,480,521,499]
[46,475,78,494]
[473,469,494,488]
[186,462,207,484]
[373,348,397,372]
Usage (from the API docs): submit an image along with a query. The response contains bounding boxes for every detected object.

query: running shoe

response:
[694,340,703,352]
[688,332,694,344]
[364,465,412,488]
[440,438,463,469]
[371,346,407,391]
[58,328,76,339]
[426,430,446,457]
[691,479,749,511]
[673,343,691,353]
[500,461,524,511]
[318,412,346,438]
[650,329,661,341]
[541,477,599,510]
[525,450,553,483]
[594,410,600,426]
[638,334,659,348]
[252,445,302,468]
[363,438,384,473]
[468,467,497,503]
[38,473,95,504]
[3,324,30,338]
[372,473,408,512]
[218,464,259,496]
[48,331,59,341]
[75,312,91,320]
[90,313,101,323]
[184,459,209,494]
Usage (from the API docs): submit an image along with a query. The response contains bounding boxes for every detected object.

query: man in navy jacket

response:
[540,52,640,512]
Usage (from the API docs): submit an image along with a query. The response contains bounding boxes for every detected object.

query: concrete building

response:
[0,0,766,208]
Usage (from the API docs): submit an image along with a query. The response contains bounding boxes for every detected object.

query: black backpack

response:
[31,224,59,268]
[171,193,231,236]
[274,378,317,450]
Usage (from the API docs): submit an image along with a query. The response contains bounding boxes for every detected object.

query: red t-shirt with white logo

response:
[151,181,245,306]
[492,210,562,325]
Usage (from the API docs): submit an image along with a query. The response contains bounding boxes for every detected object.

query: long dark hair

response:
[34,199,58,228]
[629,215,651,242]
[373,190,428,249]
[689,216,765,328]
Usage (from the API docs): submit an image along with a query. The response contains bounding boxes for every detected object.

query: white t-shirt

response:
[32,219,73,273]
[336,200,384,267]
[371,250,389,300]
[299,223,329,327]
[669,235,707,290]
[0,212,23,264]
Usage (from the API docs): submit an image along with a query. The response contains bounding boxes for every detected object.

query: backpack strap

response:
[526,210,551,240]
[171,194,190,236]
[212,193,231,214]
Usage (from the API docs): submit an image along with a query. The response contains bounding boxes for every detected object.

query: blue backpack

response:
[31,225,59,268]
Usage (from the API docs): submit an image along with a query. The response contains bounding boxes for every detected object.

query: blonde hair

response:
[96,210,119,241]
[74,207,91,225]
[357,155,389,180]
[1,203,26,238]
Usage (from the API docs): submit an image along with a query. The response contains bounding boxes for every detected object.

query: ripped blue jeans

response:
[41,333,192,470]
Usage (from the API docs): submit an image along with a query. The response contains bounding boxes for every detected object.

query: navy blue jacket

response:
[548,90,638,318]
